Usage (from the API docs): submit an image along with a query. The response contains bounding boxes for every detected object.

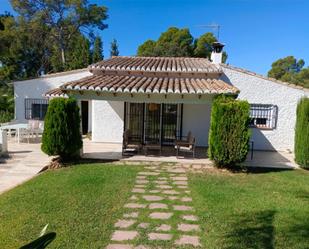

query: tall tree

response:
[137,27,227,61]
[10,0,108,69]
[110,39,119,57]
[67,34,91,69]
[268,56,309,88]
[92,36,103,62]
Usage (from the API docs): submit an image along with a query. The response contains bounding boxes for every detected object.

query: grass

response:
[0,163,139,248]
[0,163,308,248]
[190,168,309,249]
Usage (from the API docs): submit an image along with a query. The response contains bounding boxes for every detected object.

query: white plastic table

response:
[0,123,28,143]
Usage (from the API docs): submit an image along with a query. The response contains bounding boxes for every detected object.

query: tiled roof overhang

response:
[60,74,239,95]
[44,88,68,98]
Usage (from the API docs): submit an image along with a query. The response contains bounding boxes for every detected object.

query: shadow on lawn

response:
[223,210,275,249]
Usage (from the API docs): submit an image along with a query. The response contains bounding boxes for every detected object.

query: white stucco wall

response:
[13,69,91,122]
[91,100,124,143]
[222,66,309,151]
[182,103,212,147]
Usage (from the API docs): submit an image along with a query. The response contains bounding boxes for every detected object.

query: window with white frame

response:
[249,104,278,129]
[25,98,49,120]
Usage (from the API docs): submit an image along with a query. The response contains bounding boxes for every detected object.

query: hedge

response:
[295,97,309,168]
[208,95,251,167]
[41,98,82,161]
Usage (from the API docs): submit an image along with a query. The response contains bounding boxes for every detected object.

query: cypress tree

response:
[110,38,119,57]
[41,98,82,162]
[294,97,309,168]
[92,36,103,63]
[68,35,91,69]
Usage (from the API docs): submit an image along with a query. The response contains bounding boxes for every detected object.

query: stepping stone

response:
[158,177,167,180]
[162,190,179,195]
[142,195,164,201]
[177,223,200,232]
[124,212,139,218]
[138,172,159,176]
[154,180,168,184]
[132,188,145,193]
[182,214,198,221]
[149,190,160,193]
[134,246,149,249]
[168,196,178,200]
[134,185,146,188]
[171,176,187,181]
[174,181,188,185]
[106,244,133,249]
[138,222,150,229]
[149,203,168,209]
[111,230,138,241]
[136,176,147,180]
[136,180,149,184]
[115,219,136,228]
[149,212,173,220]
[173,205,193,211]
[185,190,191,194]
[167,168,186,173]
[145,166,158,170]
[129,195,138,200]
[124,203,147,209]
[177,185,188,189]
[155,224,171,232]
[181,197,192,202]
[175,235,201,247]
[157,185,172,189]
[148,232,172,241]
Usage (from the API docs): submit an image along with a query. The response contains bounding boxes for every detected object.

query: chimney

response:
[211,42,225,64]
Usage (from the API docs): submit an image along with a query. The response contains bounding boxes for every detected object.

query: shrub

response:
[41,98,82,161]
[295,97,309,168]
[0,111,13,124]
[208,95,251,167]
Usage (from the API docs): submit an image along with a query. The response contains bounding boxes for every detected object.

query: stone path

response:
[106,164,202,248]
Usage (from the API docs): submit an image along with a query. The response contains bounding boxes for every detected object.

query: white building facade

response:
[13,56,309,152]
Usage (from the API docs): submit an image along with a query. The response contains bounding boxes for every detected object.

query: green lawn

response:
[0,163,308,249]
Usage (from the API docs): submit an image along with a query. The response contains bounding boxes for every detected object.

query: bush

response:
[41,98,82,161]
[208,95,251,167]
[0,111,13,124]
[295,97,309,168]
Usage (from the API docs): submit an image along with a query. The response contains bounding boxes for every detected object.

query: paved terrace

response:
[0,138,298,194]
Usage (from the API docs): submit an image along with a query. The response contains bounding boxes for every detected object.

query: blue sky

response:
[1,0,308,75]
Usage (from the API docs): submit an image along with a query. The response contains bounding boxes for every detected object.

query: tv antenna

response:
[196,24,221,40]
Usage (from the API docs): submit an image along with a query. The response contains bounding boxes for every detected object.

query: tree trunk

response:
[61,47,66,66]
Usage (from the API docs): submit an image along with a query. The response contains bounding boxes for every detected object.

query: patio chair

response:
[122,129,142,155]
[175,131,196,158]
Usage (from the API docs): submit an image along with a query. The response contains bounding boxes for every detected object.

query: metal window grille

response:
[249,104,278,129]
[25,98,49,120]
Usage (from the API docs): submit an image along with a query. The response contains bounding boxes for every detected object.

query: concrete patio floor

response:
[0,138,299,194]
[83,139,299,169]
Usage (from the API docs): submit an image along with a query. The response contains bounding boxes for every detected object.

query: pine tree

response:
[68,35,91,69]
[110,38,119,57]
[92,36,103,62]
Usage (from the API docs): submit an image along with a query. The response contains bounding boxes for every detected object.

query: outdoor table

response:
[0,123,28,143]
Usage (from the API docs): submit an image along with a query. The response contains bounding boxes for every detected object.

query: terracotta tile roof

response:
[44,88,68,98]
[90,56,221,74]
[60,74,239,94]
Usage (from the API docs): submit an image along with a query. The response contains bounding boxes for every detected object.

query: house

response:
[13,43,309,152]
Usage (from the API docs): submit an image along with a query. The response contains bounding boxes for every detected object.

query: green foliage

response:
[268,56,309,88]
[0,111,13,124]
[110,39,119,57]
[41,98,82,161]
[208,95,251,167]
[294,97,309,168]
[137,27,227,61]
[92,36,103,63]
[67,34,91,69]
